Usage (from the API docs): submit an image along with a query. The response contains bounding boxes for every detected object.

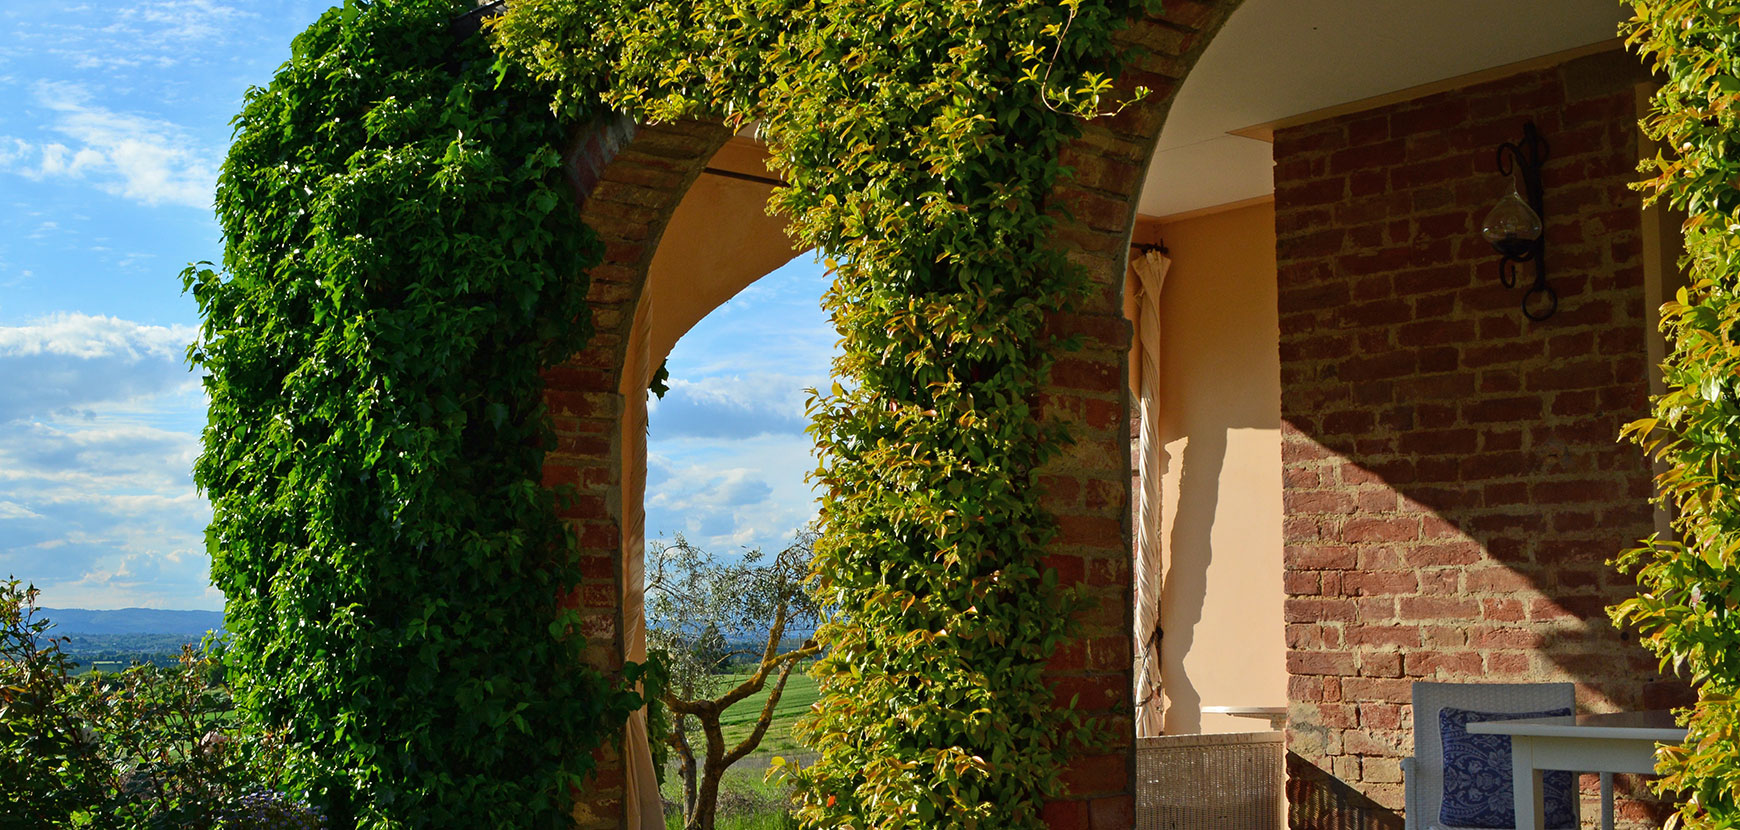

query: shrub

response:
[0,579,322,829]
[0,579,105,828]
[69,649,320,829]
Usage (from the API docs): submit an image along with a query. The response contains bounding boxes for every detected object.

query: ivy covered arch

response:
[516,1,1246,826]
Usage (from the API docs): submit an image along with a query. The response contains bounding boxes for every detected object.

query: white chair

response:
[1402,681,1579,830]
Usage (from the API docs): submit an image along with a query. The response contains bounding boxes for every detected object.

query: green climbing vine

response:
[1614,2,1740,826]
[497,0,1148,825]
[185,1,640,826]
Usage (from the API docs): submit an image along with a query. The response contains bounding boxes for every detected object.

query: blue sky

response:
[647,256,833,560]
[0,1,831,610]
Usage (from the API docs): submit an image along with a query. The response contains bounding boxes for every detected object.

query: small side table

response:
[1466,710,1684,830]
[1202,705,1288,731]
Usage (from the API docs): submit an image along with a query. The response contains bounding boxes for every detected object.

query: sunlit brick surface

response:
[1272,51,1685,825]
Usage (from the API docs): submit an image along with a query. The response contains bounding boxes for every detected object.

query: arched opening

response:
[639,249,833,826]
[643,253,832,555]
[604,135,815,828]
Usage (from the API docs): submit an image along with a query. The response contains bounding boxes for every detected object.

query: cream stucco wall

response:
[1137,200,1287,735]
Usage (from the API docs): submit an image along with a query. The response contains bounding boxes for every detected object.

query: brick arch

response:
[535,3,1251,827]
[543,112,808,827]
[544,114,730,663]
[540,114,736,828]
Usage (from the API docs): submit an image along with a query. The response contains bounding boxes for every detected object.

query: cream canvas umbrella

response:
[1125,247,1170,738]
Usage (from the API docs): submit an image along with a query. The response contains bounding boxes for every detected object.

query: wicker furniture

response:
[1136,730,1284,830]
[1402,681,1577,830]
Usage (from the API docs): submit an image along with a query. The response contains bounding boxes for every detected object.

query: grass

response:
[660,763,798,830]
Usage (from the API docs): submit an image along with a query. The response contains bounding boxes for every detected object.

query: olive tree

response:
[646,530,819,830]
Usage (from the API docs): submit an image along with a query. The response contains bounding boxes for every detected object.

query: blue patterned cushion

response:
[1438,706,1576,829]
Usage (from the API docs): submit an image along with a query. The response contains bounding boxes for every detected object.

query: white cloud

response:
[28,545,218,611]
[34,143,104,178]
[0,421,199,490]
[125,0,250,44]
[0,138,30,167]
[0,82,217,209]
[0,419,212,609]
[7,1,255,73]
[640,252,833,558]
[0,311,194,361]
[644,438,820,557]
[648,373,814,440]
[0,314,199,425]
[0,501,43,520]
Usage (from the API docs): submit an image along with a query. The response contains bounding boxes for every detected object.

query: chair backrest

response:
[1410,681,1575,830]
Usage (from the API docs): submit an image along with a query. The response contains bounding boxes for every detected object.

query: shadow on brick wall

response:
[1287,752,1403,830]
[1270,50,1699,816]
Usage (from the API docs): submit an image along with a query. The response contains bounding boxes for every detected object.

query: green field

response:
[715,667,819,759]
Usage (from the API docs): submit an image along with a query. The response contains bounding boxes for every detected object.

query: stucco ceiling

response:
[1136,0,1630,219]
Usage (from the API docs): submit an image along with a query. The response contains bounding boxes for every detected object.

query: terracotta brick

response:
[1360,652,1403,678]
[1289,650,1359,676]
[1061,754,1128,797]
[1041,800,1089,830]
[1286,571,1324,596]
[1344,570,1420,596]
[1404,650,1484,677]
[1398,596,1480,621]
[1339,517,1420,544]
[1088,796,1134,829]
[1288,544,1358,570]
[1286,597,1357,623]
[1345,624,1423,649]
[1051,674,1127,712]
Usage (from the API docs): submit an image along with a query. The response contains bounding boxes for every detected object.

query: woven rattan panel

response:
[1136,731,1284,830]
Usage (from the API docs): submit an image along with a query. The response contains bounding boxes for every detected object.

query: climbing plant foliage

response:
[497,0,1148,825]
[1615,2,1740,826]
[185,1,641,826]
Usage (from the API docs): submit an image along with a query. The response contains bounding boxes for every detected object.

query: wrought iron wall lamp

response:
[1481,121,1553,320]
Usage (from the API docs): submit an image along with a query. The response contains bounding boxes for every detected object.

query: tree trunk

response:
[689,755,723,830]
[686,708,729,830]
[673,713,699,822]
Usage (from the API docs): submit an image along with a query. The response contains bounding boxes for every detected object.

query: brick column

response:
[1037,3,1242,825]
[544,114,733,828]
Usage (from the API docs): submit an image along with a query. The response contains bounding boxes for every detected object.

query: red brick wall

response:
[1037,5,1242,827]
[1273,50,1685,822]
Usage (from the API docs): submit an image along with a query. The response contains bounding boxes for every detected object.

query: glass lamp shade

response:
[1482,190,1542,259]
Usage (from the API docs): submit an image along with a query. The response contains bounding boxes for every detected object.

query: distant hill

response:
[37,607,225,636]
